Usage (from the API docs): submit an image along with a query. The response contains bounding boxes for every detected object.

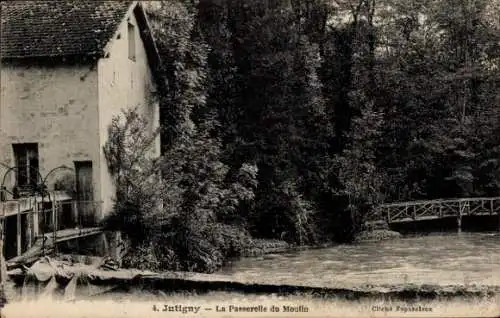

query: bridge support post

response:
[16,203,21,257]
[497,205,500,233]
[0,210,6,310]
[33,201,39,238]
[0,234,6,312]
[457,206,462,234]
[52,198,58,256]
[498,212,500,232]
[26,208,32,250]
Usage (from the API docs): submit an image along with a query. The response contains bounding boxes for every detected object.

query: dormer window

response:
[128,22,136,61]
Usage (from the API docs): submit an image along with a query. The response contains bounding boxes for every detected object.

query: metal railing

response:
[0,197,103,259]
[38,200,102,233]
[370,196,500,224]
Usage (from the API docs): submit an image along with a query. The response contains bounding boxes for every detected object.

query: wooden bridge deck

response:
[370,197,500,229]
[5,227,103,269]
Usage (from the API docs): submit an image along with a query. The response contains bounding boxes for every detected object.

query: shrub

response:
[122,236,180,272]
[206,223,254,259]
[103,108,258,273]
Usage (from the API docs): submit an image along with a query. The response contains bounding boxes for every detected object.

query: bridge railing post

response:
[496,199,500,233]
[457,202,462,234]
[16,202,21,257]
[0,203,6,310]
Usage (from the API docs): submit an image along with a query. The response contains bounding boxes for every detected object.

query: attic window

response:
[128,22,136,61]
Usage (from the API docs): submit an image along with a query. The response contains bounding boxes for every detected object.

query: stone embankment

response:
[354,230,402,242]
[241,239,290,257]
[356,219,401,242]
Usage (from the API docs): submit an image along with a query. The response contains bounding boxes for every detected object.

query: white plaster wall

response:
[97,10,160,218]
[0,63,101,202]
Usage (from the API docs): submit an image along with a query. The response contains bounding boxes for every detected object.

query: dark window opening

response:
[74,161,95,226]
[13,143,39,195]
[128,22,136,61]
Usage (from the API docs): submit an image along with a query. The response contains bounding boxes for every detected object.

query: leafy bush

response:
[331,101,385,240]
[206,223,254,258]
[122,235,180,272]
[102,108,164,242]
[122,240,162,272]
[121,221,253,273]
[103,107,258,273]
[156,124,258,272]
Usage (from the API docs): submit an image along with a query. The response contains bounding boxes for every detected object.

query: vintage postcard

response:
[1,0,499,317]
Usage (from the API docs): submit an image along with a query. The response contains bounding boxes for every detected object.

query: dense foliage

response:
[104,0,500,271]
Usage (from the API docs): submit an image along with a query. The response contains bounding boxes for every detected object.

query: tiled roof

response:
[1,1,134,58]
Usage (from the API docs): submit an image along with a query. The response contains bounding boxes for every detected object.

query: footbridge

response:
[369,196,500,231]
[0,194,104,261]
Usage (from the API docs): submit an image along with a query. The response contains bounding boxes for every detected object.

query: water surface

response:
[220,232,500,287]
[5,233,500,317]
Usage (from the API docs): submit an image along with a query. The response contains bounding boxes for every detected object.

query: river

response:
[3,232,500,317]
[220,232,500,288]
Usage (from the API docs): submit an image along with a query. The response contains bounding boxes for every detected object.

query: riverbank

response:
[240,239,338,259]
[6,255,500,301]
[240,239,291,257]
[353,229,402,242]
